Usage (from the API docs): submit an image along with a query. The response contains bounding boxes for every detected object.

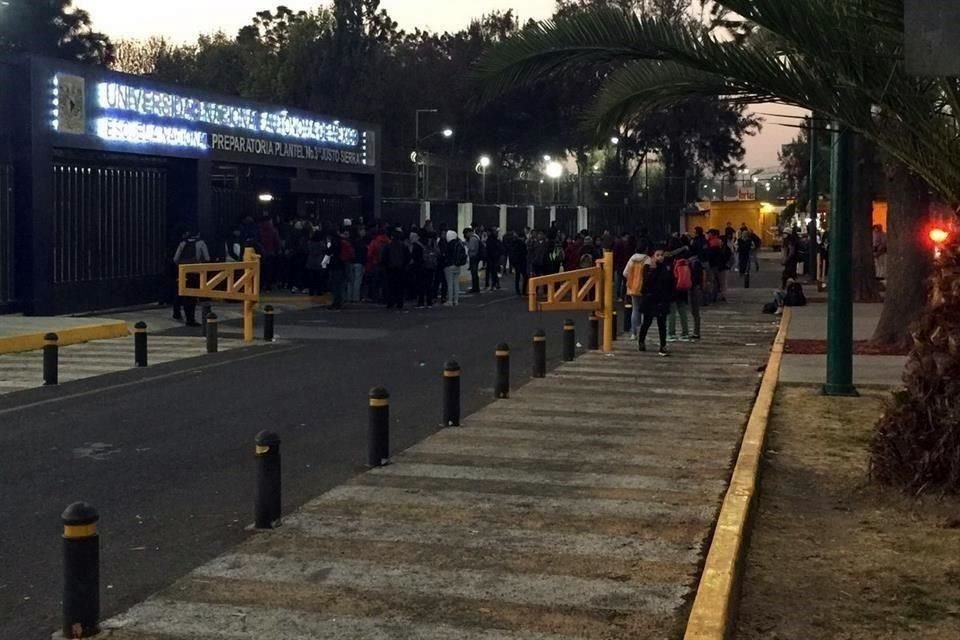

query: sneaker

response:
[680,335,692,342]
[630,333,637,340]
[290,287,299,294]
[691,334,701,341]
[638,342,647,352]
[415,305,425,309]
[658,350,670,357]
[667,335,679,343]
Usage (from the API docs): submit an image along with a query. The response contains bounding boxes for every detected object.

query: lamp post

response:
[545,161,563,203]
[414,108,438,200]
[479,155,491,203]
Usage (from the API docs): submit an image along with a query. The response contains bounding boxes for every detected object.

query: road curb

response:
[683,307,791,640]
[0,321,130,355]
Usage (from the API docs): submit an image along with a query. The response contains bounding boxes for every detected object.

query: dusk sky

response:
[77,0,803,170]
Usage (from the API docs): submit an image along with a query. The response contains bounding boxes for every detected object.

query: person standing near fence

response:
[509,230,528,296]
[465,228,482,294]
[172,229,210,327]
[382,229,411,310]
[638,246,674,357]
[485,229,503,291]
[623,242,650,339]
[444,230,467,306]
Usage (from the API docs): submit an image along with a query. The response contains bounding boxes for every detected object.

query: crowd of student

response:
[171,214,802,349]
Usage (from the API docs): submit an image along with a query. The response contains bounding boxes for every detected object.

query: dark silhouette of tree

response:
[0,0,113,64]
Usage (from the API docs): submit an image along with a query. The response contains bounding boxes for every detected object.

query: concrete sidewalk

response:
[780,302,906,388]
[92,298,777,640]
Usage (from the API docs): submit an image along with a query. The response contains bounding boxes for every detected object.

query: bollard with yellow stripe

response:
[61,501,100,638]
[495,343,510,399]
[443,360,462,427]
[254,430,282,529]
[44,332,59,386]
[134,321,148,368]
[533,329,547,378]
[368,387,390,467]
[563,319,576,362]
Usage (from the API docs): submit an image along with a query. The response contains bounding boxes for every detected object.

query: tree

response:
[0,0,113,64]
[478,0,960,494]
[112,37,170,75]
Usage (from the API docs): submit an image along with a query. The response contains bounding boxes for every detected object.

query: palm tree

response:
[479,0,960,493]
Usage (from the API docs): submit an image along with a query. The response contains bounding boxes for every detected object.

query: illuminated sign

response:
[49,73,372,166]
[96,82,360,147]
[95,117,208,150]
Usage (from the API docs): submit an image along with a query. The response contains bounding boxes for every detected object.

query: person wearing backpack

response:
[668,247,693,342]
[465,227,482,294]
[172,230,210,326]
[484,229,503,290]
[444,230,467,306]
[638,246,674,357]
[414,232,439,308]
[622,242,651,339]
[382,229,411,310]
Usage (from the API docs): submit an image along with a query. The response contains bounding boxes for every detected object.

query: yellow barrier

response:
[528,250,615,353]
[178,248,260,342]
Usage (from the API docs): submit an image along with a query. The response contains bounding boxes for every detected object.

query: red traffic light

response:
[930,228,950,245]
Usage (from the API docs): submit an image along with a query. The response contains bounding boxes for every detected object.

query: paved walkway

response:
[96,299,777,640]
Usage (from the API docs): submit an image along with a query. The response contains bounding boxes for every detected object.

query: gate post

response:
[602,250,614,354]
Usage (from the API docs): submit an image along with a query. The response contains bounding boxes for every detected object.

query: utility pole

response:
[807,117,819,278]
[823,122,858,397]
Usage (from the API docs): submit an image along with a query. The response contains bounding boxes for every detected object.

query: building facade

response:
[0,56,381,315]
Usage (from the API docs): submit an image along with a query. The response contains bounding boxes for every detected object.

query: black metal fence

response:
[0,164,14,304]
[52,163,168,284]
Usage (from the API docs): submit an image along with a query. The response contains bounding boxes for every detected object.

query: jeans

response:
[690,287,702,337]
[668,299,690,337]
[515,264,527,296]
[444,266,462,305]
[386,268,405,308]
[346,263,364,302]
[630,295,643,335]
[328,268,345,309]
[469,257,480,293]
[417,269,436,307]
[639,305,668,350]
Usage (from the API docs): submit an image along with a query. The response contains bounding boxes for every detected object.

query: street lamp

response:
[414,108,439,200]
[610,136,620,145]
[258,193,274,203]
[545,160,563,203]
[478,155,491,203]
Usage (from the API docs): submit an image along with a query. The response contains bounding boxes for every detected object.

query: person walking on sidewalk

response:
[638,246,674,357]
[623,243,651,339]
[465,227,482,294]
[382,229,411,310]
[172,230,210,327]
[444,230,467,306]
[668,243,693,342]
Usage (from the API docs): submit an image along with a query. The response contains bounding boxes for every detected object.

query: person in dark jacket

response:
[638,246,675,356]
[382,229,411,309]
[509,230,528,296]
[484,229,503,290]
[325,229,346,310]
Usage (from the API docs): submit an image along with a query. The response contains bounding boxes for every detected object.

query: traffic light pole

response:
[823,122,858,397]
[807,117,819,277]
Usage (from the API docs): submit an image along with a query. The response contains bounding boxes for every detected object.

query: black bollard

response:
[624,302,633,335]
[495,344,510,399]
[368,387,390,467]
[588,315,600,350]
[201,303,212,337]
[562,319,576,362]
[62,502,99,638]
[613,310,619,338]
[533,329,547,378]
[206,313,219,354]
[43,332,59,386]
[254,431,282,529]
[264,305,275,342]
[134,322,148,367]
[443,360,462,426]
[200,302,213,337]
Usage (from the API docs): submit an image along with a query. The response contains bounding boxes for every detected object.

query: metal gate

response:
[53,163,167,284]
[0,165,13,304]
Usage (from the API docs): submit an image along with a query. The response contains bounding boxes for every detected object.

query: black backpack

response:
[177,239,198,264]
[451,241,468,267]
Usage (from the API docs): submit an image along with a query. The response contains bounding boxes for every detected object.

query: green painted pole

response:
[823,123,858,397]
[807,117,819,277]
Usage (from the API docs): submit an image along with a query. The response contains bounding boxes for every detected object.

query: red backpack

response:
[674,258,693,291]
[340,240,355,263]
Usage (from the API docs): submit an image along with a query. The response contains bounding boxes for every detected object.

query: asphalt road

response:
[0,290,593,639]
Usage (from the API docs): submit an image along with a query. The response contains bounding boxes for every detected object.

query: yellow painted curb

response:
[260,294,331,306]
[0,322,131,355]
[683,307,791,640]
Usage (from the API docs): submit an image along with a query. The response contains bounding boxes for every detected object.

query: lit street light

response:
[442,128,454,138]
[545,161,563,203]
[610,136,620,145]
[478,155,491,202]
